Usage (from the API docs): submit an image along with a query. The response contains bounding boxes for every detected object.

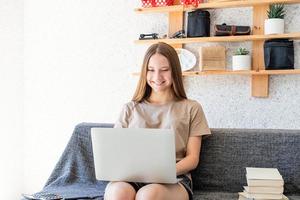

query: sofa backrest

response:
[191,129,300,194]
[82,123,299,194]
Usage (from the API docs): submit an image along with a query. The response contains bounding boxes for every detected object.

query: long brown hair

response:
[132,42,187,102]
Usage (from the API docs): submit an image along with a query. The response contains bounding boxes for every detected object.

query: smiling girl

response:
[104,42,211,200]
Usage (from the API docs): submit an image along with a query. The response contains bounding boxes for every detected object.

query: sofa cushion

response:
[193,191,238,200]
[192,129,300,194]
[192,191,300,200]
[288,195,300,200]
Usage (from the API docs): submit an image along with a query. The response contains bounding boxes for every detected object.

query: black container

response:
[187,10,210,37]
[264,39,294,70]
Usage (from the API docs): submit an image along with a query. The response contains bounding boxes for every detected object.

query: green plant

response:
[235,47,249,55]
[267,4,285,19]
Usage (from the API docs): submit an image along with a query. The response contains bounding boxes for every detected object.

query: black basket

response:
[187,10,210,37]
[264,39,294,70]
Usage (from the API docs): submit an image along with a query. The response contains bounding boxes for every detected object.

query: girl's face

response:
[146,53,173,93]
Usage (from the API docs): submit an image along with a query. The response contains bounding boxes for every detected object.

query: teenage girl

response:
[104,42,211,200]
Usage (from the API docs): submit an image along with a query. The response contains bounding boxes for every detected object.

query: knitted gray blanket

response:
[26,123,113,200]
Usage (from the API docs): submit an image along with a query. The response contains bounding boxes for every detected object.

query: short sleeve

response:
[114,103,130,128]
[189,102,211,137]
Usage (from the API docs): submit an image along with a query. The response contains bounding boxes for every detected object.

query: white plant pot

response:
[264,18,284,35]
[232,55,251,71]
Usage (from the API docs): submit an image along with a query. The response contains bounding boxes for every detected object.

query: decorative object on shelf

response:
[214,23,251,36]
[232,47,251,71]
[187,10,210,37]
[180,0,203,7]
[139,33,159,40]
[264,4,285,35]
[175,48,197,71]
[141,0,174,8]
[170,30,186,38]
[199,46,226,71]
[264,39,294,70]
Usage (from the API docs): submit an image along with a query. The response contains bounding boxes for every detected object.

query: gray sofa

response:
[32,123,300,200]
[192,129,300,200]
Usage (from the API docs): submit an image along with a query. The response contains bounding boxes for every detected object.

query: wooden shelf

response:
[135,5,183,13]
[135,32,300,45]
[132,69,300,76]
[135,0,300,13]
[257,69,300,75]
[181,70,255,76]
[134,0,300,97]
[189,0,300,10]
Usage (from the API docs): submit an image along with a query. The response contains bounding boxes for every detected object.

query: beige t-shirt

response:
[114,99,211,161]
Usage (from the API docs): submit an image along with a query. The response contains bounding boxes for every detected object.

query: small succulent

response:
[267,4,285,19]
[235,47,249,55]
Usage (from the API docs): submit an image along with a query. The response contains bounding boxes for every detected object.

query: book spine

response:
[245,186,284,194]
[247,179,284,187]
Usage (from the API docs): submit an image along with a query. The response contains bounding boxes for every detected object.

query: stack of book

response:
[238,167,288,200]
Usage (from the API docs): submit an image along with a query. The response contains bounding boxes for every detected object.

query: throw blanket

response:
[26,123,113,200]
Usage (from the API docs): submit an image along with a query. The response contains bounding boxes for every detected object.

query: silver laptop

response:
[91,128,177,184]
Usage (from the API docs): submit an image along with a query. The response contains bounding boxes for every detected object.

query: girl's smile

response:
[147,53,173,93]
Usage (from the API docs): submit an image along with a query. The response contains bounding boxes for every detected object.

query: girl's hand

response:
[176,136,202,176]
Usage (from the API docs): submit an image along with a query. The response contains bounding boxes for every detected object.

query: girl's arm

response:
[176,136,202,176]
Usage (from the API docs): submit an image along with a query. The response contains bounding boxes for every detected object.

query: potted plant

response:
[232,48,251,71]
[264,4,285,35]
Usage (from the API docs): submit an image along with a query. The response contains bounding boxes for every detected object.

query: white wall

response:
[23,0,300,195]
[23,0,140,194]
[0,0,24,199]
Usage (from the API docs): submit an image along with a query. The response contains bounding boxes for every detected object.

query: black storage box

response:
[264,39,294,70]
[187,10,210,37]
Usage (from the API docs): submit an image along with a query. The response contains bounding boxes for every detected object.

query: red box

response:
[141,0,174,8]
[180,0,203,6]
